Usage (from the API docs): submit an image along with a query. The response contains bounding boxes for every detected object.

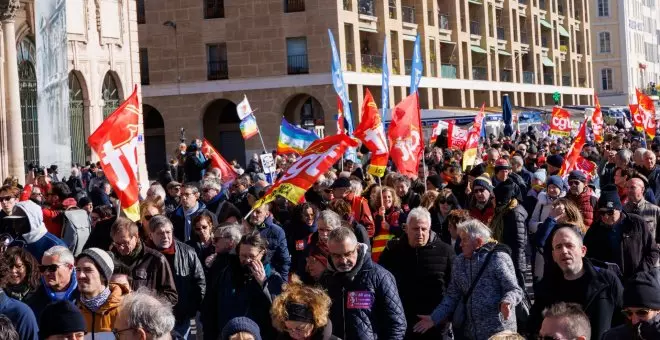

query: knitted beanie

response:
[39,300,86,339]
[77,248,115,283]
[221,317,262,340]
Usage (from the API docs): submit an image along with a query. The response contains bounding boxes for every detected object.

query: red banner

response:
[429,121,443,146]
[471,103,486,135]
[592,95,604,143]
[636,89,657,139]
[336,96,345,135]
[550,107,572,137]
[462,131,480,171]
[388,93,423,178]
[88,86,140,221]
[559,119,587,176]
[252,134,358,211]
[630,104,644,132]
[201,139,238,184]
[354,89,389,177]
[447,120,469,150]
[574,156,598,182]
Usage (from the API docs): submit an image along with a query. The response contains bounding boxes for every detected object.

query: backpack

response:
[61,209,92,256]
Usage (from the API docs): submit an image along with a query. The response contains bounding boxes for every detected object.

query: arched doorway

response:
[102,72,121,119]
[202,99,246,166]
[283,94,326,137]
[18,38,39,168]
[143,104,167,178]
[69,72,89,165]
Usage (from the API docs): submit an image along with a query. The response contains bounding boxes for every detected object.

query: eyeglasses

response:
[39,263,66,273]
[112,327,135,338]
[568,180,582,186]
[239,250,264,262]
[622,308,653,318]
[0,196,13,202]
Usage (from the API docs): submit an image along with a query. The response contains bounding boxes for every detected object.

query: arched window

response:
[69,73,88,164]
[18,38,39,168]
[102,72,121,119]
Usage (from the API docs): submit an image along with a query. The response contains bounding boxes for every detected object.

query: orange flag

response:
[559,119,587,176]
[201,139,238,184]
[388,92,423,178]
[354,89,389,177]
[336,96,345,135]
[636,89,657,139]
[630,104,644,132]
[88,86,140,221]
[592,95,604,143]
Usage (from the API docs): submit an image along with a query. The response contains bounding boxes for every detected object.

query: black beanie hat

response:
[39,300,86,339]
[598,185,623,211]
[427,174,443,189]
[221,317,262,340]
[547,154,564,168]
[494,179,519,207]
[623,268,660,309]
[468,163,486,178]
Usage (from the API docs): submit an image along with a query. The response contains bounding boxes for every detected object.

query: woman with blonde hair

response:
[369,186,403,262]
[138,197,164,239]
[420,190,439,210]
[271,277,338,340]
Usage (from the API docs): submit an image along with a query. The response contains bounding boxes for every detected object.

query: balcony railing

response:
[205,0,225,19]
[358,0,375,16]
[472,66,488,80]
[287,54,309,74]
[405,59,413,75]
[562,75,571,86]
[361,54,383,73]
[344,0,352,11]
[470,21,480,35]
[523,71,535,84]
[441,64,457,78]
[439,13,450,29]
[285,0,305,12]
[346,52,355,71]
[208,60,228,80]
[500,69,512,82]
[497,27,505,40]
[544,73,554,85]
[402,6,415,23]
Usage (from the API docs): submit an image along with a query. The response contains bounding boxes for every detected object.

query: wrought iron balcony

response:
[361,54,383,73]
[523,71,535,84]
[472,66,488,80]
[208,60,228,80]
[402,6,415,23]
[500,70,512,82]
[287,54,309,74]
[544,73,554,85]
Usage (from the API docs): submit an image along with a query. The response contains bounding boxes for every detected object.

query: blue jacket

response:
[0,290,39,340]
[9,200,66,262]
[255,217,291,278]
[321,243,407,340]
[25,273,79,322]
[22,233,66,263]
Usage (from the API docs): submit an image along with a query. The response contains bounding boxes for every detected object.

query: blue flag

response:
[328,29,354,134]
[410,34,423,94]
[381,37,390,114]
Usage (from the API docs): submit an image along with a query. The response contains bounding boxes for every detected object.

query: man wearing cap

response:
[165,181,182,214]
[76,248,128,337]
[584,186,659,280]
[624,177,660,244]
[39,300,85,340]
[331,177,375,237]
[566,170,597,227]
[546,154,564,176]
[468,175,496,225]
[602,268,660,339]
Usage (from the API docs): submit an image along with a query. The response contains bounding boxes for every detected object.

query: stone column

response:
[1,0,25,182]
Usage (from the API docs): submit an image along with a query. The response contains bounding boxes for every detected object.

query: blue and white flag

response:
[328,29,354,134]
[381,37,390,114]
[409,34,423,94]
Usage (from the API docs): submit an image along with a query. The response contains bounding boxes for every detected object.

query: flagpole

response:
[248,111,268,154]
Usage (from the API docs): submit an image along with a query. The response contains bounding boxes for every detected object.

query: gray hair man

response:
[321,227,406,339]
[206,223,242,269]
[29,246,79,322]
[113,288,176,340]
[624,177,660,243]
[146,183,166,203]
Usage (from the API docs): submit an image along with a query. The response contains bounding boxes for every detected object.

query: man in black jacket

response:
[321,227,406,340]
[529,226,623,340]
[584,189,659,280]
[168,184,216,242]
[147,215,205,338]
[379,207,454,340]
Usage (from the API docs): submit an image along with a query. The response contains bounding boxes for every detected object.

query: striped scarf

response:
[81,287,110,312]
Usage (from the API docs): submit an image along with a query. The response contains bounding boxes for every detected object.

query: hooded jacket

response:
[10,201,66,262]
[320,243,406,340]
[78,283,130,337]
[25,272,79,322]
[528,191,565,234]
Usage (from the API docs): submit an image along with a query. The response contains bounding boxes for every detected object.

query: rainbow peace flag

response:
[239,115,259,140]
[277,118,319,155]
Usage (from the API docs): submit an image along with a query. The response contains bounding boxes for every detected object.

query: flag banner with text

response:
[549,107,572,137]
[429,120,447,146]
[592,95,604,143]
[573,156,598,182]
[252,134,359,211]
[354,89,389,177]
[388,92,423,178]
[470,103,486,135]
[636,89,657,139]
[201,139,238,185]
[630,104,644,132]
[447,120,469,150]
[462,131,480,171]
[88,86,140,221]
[559,119,587,176]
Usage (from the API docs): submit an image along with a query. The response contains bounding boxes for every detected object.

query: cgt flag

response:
[388,92,423,178]
[630,104,644,132]
[447,120,469,150]
[592,94,604,143]
[636,88,657,139]
[354,89,389,177]
[559,118,587,176]
[550,107,572,137]
[88,85,140,221]
[252,134,358,212]
[201,139,238,185]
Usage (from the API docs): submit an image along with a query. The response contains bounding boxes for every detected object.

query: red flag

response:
[471,103,486,135]
[574,156,598,182]
[88,86,140,221]
[462,131,480,170]
[630,104,644,132]
[201,139,238,184]
[636,89,657,139]
[559,119,587,176]
[336,96,345,135]
[354,89,389,177]
[388,93,423,178]
[549,107,572,136]
[592,95,604,143]
[429,121,442,146]
[447,120,469,150]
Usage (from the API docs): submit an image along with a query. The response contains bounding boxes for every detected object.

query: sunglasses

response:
[0,196,13,202]
[600,210,616,216]
[143,214,156,221]
[39,264,65,273]
[622,309,653,318]
[568,180,582,186]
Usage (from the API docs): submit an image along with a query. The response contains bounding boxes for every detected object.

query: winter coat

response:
[200,256,284,340]
[566,187,596,227]
[429,242,524,340]
[0,290,39,340]
[529,258,623,340]
[164,195,179,215]
[528,191,564,234]
[253,217,291,279]
[320,243,406,340]
[168,202,216,243]
[204,192,238,223]
[170,240,206,321]
[379,232,454,340]
[25,274,79,322]
[78,283,129,337]
[602,314,660,340]
[491,201,528,279]
[284,219,316,279]
[429,208,451,243]
[10,201,66,262]
[624,199,660,243]
[229,190,251,217]
[584,212,659,280]
[468,197,495,226]
[184,153,211,182]
[276,321,340,340]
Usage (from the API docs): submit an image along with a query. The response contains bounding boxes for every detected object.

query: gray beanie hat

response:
[77,248,115,283]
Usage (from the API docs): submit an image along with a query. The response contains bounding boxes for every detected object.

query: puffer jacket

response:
[321,243,406,340]
[78,283,129,337]
[430,242,524,340]
[253,216,291,278]
[491,201,528,279]
[171,240,206,322]
[567,187,596,227]
[379,232,454,339]
[528,191,564,233]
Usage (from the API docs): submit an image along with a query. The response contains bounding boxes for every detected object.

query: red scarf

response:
[147,240,176,255]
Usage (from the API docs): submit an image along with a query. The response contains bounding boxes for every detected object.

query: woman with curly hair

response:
[271,277,339,340]
[369,186,403,262]
[1,247,40,302]
[419,190,439,210]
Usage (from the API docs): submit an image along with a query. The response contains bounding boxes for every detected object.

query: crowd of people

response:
[0,126,659,340]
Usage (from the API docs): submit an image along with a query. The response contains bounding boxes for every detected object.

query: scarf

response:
[5,282,32,301]
[490,199,518,243]
[81,287,111,313]
[117,241,143,267]
[147,239,176,255]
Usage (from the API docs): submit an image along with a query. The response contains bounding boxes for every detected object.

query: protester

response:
[229,177,252,216]
[10,200,66,262]
[206,223,242,274]
[468,175,495,225]
[139,197,164,239]
[244,203,290,278]
[331,177,375,237]
[370,186,403,261]
[164,181,182,214]
[0,247,40,302]
[188,211,217,262]
[114,288,176,340]
[168,183,215,242]
[528,175,565,234]
[221,317,262,340]
[0,252,39,340]
[326,199,370,249]
[539,302,592,340]
[27,246,79,320]
[491,178,528,281]
[0,315,18,340]
[565,170,597,227]
[428,189,461,238]
[624,177,660,242]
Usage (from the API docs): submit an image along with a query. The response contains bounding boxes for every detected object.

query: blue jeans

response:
[174,319,191,339]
